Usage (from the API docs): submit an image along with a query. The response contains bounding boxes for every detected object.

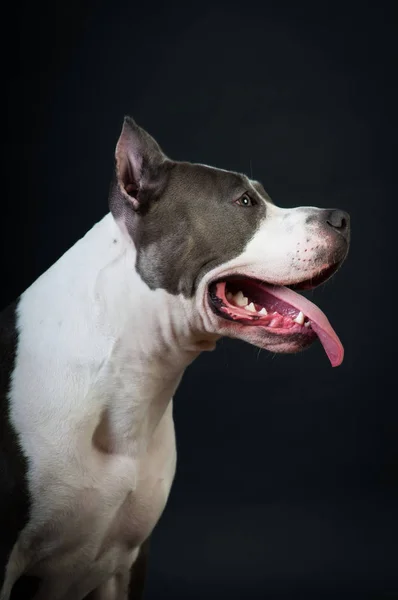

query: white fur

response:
[2,214,215,600]
[2,198,329,599]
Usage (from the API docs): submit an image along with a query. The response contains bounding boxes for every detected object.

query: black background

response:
[2,1,397,599]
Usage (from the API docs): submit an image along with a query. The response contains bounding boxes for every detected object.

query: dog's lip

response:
[285,261,343,290]
[216,261,343,292]
[207,272,344,367]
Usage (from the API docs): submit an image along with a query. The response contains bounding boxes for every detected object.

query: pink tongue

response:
[261,283,344,367]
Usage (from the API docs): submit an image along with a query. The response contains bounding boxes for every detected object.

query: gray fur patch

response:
[109,119,269,297]
[134,163,267,296]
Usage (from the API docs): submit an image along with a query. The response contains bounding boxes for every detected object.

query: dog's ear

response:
[115,117,169,211]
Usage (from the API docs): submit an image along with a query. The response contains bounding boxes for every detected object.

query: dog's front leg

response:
[89,538,150,600]
[86,570,130,600]
[0,541,30,600]
[32,547,131,600]
[126,537,150,600]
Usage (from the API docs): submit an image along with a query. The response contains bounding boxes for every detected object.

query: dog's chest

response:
[23,403,177,581]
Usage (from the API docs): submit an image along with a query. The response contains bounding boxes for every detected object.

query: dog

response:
[0,117,350,599]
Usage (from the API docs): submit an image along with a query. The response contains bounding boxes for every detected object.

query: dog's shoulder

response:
[0,300,30,589]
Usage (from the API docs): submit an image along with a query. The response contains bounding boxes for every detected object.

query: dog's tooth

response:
[226,291,233,301]
[304,320,310,328]
[293,311,305,325]
[259,307,268,315]
[234,291,249,307]
[245,302,257,312]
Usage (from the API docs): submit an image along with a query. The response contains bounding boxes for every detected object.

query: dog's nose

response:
[325,209,350,239]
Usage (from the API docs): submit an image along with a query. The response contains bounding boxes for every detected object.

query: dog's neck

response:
[84,214,218,451]
[18,213,218,456]
[97,213,217,351]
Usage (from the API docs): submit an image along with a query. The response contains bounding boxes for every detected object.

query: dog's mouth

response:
[208,264,344,367]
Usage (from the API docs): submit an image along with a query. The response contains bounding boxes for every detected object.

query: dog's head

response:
[109,117,350,366]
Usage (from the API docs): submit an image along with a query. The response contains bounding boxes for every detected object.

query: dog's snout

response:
[325,209,350,239]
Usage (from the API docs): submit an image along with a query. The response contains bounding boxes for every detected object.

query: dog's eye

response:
[236,194,256,207]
